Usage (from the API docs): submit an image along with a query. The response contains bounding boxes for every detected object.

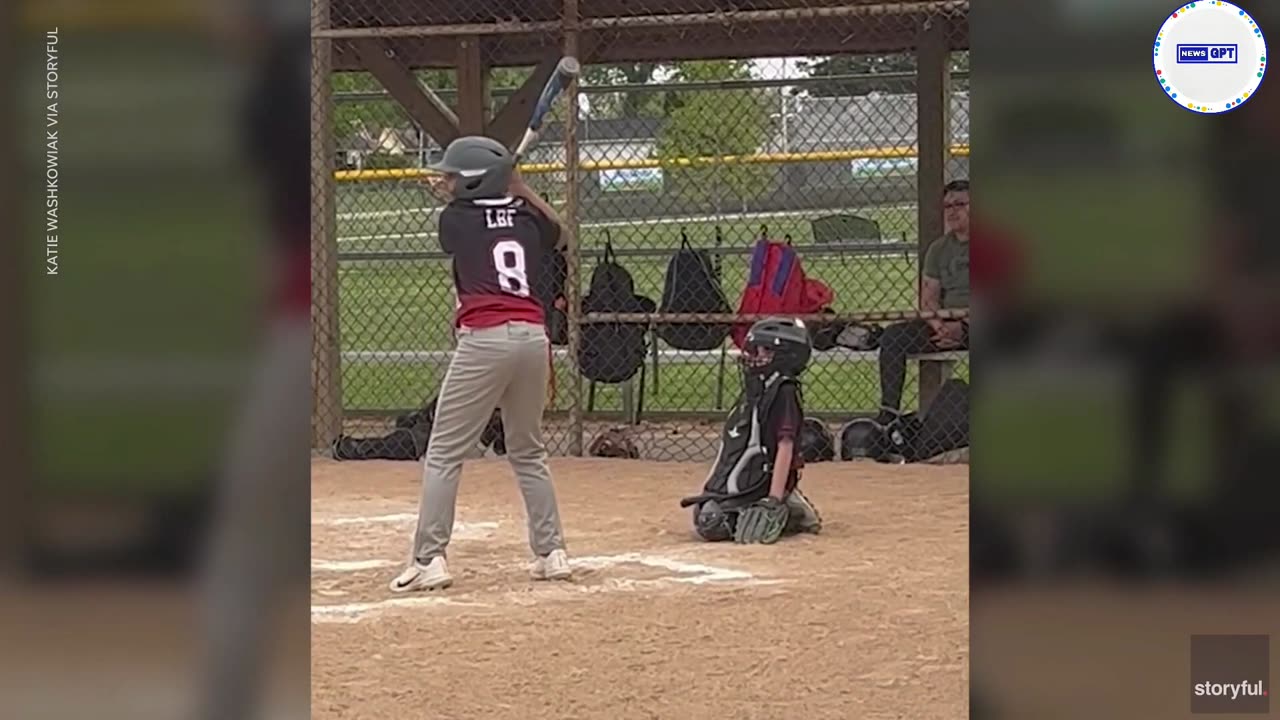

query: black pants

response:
[878,319,969,412]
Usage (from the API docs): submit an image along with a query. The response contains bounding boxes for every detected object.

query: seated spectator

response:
[875,180,970,425]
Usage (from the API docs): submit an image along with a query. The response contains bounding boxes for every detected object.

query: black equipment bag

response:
[332,396,506,461]
[657,230,731,351]
[907,378,969,461]
[578,235,654,383]
[808,308,844,352]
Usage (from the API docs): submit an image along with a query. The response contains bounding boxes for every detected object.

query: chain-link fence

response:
[312,0,970,463]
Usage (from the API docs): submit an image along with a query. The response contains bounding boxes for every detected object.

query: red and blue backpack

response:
[731,238,834,349]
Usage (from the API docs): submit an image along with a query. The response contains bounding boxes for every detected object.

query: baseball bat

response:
[513,56,580,161]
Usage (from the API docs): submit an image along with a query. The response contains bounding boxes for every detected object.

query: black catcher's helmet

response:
[839,418,890,461]
[799,417,836,462]
[742,317,813,377]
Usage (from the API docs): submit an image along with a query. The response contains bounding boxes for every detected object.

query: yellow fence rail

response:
[334,143,972,182]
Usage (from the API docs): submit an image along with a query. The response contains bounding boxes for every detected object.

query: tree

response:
[655,60,773,207]
[800,51,970,96]
[331,72,384,149]
[581,63,664,119]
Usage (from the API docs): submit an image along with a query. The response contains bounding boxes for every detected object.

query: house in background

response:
[338,123,421,170]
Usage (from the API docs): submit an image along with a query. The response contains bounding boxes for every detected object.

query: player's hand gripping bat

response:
[512,56,580,161]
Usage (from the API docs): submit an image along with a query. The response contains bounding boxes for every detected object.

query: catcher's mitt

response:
[588,427,639,459]
[734,496,790,545]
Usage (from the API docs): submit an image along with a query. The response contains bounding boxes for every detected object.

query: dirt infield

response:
[312,458,969,719]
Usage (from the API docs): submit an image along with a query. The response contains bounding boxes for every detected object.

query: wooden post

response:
[312,0,344,450]
[916,18,950,413]
[563,0,584,455]
[455,36,488,135]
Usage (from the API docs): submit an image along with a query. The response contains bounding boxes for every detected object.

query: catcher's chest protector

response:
[688,376,793,508]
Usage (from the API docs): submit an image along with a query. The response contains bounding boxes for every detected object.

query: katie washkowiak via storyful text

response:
[44,27,60,276]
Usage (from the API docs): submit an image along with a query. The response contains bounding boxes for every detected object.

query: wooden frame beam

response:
[455,35,488,135]
[312,0,344,450]
[315,2,966,38]
[486,55,560,150]
[915,16,952,413]
[349,37,461,145]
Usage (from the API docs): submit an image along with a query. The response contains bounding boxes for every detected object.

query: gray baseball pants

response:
[412,321,566,562]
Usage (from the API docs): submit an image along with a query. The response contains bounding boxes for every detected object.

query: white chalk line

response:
[313,517,499,574]
[312,558,398,572]
[313,596,494,624]
[313,512,416,526]
[312,551,777,622]
[573,553,760,584]
[314,514,498,534]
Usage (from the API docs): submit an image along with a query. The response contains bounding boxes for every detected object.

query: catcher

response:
[680,317,823,544]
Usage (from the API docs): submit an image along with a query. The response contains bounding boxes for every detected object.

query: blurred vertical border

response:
[5,1,310,719]
[973,0,1280,717]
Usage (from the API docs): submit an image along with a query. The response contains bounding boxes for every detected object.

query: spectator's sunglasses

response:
[943,199,969,209]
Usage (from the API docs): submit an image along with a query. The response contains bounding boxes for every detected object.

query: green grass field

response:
[334,184,947,414]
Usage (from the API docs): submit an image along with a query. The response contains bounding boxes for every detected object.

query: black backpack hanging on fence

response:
[657,229,731,351]
[578,235,655,384]
[534,248,568,346]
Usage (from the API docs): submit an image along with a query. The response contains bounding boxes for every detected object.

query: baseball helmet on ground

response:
[428,135,514,199]
[799,417,835,463]
[840,418,894,462]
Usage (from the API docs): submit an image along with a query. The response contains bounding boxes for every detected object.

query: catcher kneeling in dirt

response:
[681,317,823,544]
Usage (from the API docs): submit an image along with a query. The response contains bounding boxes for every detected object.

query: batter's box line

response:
[312,596,494,624]
[312,514,498,533]
[311,552,781,586]
[312,558,399,572]
[311,552,782,623]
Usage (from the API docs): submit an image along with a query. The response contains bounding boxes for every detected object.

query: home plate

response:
[571,553,777,586]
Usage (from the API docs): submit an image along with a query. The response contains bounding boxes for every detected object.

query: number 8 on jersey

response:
[439,195,560,330]
[493,239,529,297]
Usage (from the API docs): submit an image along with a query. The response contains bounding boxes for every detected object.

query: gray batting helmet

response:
[428,135,514,199]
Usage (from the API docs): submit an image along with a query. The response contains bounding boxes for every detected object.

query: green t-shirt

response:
[923,233,970,309]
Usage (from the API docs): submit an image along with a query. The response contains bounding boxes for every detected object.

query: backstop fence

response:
[313,0,970,462]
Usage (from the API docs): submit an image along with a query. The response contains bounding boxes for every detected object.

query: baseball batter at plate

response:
[681,318,823,544]
[391,136,571,592]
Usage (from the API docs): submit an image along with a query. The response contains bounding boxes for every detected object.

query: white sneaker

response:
[389,556,452,593]
[529,549,572,581]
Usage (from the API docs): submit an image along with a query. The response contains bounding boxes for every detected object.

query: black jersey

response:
[439,196,561,329]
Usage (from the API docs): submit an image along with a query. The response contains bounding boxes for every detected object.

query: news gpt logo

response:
[1154,2,1267,113]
